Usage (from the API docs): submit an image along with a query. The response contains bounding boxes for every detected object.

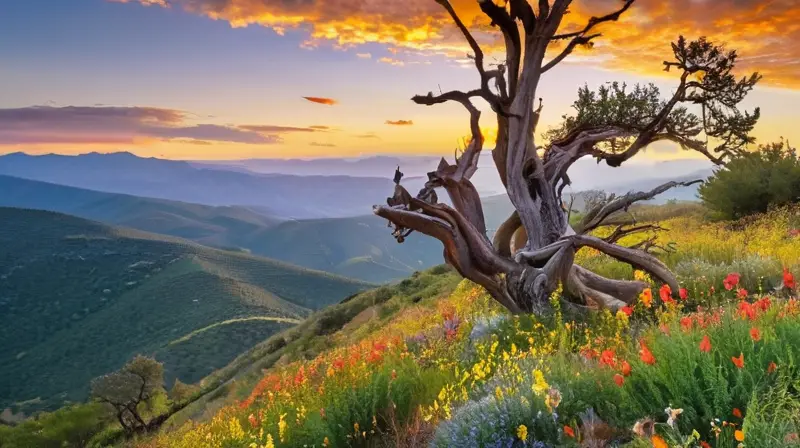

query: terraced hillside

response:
[0,208,370,414]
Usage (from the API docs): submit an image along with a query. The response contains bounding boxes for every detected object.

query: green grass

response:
[0,207,370,414]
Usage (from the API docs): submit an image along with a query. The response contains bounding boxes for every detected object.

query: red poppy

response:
[600,349,617,368]
[732,352,745,369]
[639,340,656,365]
[699,335,712,353]
[733,408,743,418]
[621,360,632,377]
[659,284,674,304]
[755,296,772,311]
[621,306,633,316]
[768,361,778,373]
[724,272,741,291]
[613,373,625,387]
[679,288,689,300]
[750,327,761,342]
[785,268,796,289]
[680,316,693,332]
[564,425,575,438]
[700,441,712,448]
[737,288,749,299]
[738,301,757,321]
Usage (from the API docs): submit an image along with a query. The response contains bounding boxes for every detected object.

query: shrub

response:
[699,141,800,220]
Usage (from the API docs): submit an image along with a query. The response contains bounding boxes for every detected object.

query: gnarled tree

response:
[374,0,760,314]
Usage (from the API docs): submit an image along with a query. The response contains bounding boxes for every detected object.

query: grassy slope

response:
[0,208,370,413]
[163,265,462,428]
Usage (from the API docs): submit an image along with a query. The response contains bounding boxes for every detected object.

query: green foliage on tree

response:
[699,140,800,220]
[0,403,111,448]
[90,355,165,434]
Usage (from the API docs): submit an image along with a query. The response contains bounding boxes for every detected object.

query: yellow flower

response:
[517,424,528,441]
[323,436,330,447]
[495,386,504,401]
[532,369,549,395]
[640,288,653,308]
[278,414,287,443]
[735,430,745,441]
[354,422,360,434]
[265,434,275,448]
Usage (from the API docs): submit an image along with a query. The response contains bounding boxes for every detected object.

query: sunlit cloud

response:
[0,106,329,146]
[355,132,380,139]
[378,57,405,67]
[310,142,337,147]
[385,120,413,126]
[112,0,800,88]
[356,52,372,59]
[302,96,338,106]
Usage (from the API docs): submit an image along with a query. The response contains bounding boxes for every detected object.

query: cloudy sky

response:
[0,0,798,160]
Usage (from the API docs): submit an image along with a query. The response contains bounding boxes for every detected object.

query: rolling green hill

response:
[0,174,283,249]
[0,208,370,414]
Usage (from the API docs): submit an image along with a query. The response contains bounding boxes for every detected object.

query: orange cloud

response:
[355,132,380,139]
[378,57,405,67]
[386,120,414,126]
[303,96,338,106]
[114,0,800,89]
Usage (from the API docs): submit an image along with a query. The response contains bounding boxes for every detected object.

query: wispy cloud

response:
[355,132,380,140]
[303,96,338,106]
[385,120,413,126]
[356,53,372,59]
[111,0,800,88]
[310,142,336,147]
[0,106,325,146]
[378,57,404,67]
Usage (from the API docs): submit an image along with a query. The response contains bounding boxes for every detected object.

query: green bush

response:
[699,141,800,220]
[0,403,111,448]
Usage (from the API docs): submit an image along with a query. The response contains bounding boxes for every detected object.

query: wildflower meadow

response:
[136,206,800,448]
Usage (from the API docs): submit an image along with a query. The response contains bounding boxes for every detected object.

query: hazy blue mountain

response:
[0,152,425,219]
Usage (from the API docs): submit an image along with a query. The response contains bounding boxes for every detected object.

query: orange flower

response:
[733,408,743,418]
[735,429,745,441]
[640,288,653,308]
[639,340,656,365]
[750,327,761,342]
[699,335,712,353]
[600,349,617,368]
[784,268,796,289]
[700,442,711,448]
[680,316,693,332]
[564,425,575,438]
[732,352,745,369]
[659,324,671,336]
[613,373,625,387]
[679,287,689,300]
[768,361,778,373]
[621,360,632,377]
[659,284,674,305]
[651,435,668,448]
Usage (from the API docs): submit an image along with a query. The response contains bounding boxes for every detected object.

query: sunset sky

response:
[1,0,798,160]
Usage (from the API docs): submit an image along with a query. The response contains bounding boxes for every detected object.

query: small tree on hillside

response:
[90,355,164,434]
[375,0,761,313]
[699,140,800,220]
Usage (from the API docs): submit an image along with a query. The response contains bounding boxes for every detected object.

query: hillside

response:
[0,175,283,247]
[0,208,370,414]
[0,152,426,219]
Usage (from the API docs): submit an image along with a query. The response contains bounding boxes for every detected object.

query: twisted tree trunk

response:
[374,0,760,314]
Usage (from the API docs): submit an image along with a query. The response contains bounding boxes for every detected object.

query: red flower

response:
[737,288,749,299]
[724,272,741,291]
[564,425,575,438]
[733,408,743,418]
[659,324,671,336]
[613,374,625,387]
[700,442,712,448]
[248,413,258,428]
[680,316,693,332]
[785,268,796,289]
[738,301,757,321]
[755,296,772,311]
[679,288,689,300]
[732,352,745,369]
[659,284,674,304]
[620,360,632,377]
[699,335,712,353]
[750,327,761,342]
[768,361,778,373]
[600,349,617,368]
[621,306,633,317]
[639,340,656,365]
[582,348,598,360]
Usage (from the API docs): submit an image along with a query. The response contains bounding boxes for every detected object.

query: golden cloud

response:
[302,96,338,105]
[115,0,799,88]
[386,120,414,126]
